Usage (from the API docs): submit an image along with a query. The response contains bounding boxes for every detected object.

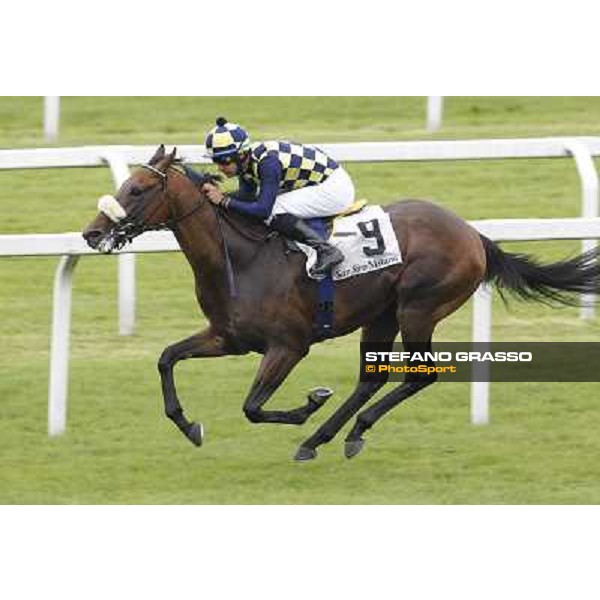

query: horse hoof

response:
[344,439,365,459]
[308,387,334,407]
[294,446,317,462]
[187,422,204,447]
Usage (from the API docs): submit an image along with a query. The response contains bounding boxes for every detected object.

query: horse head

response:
[83,144,189,253]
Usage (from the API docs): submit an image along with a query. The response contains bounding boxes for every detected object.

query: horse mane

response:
[149,148,267,239]
[178,163,272,242]
[180,163,223,188]
[218,204,273,242]
[147,145,221,187]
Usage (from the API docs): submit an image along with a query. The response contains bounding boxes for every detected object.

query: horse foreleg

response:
[294,307,399,461]
[242,347,327,425]
[158,329,230,446]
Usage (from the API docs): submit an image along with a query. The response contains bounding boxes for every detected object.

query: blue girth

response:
[306,217,335,340]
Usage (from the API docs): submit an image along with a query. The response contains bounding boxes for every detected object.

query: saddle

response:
[284,199,368,253]
[325,199,368,233]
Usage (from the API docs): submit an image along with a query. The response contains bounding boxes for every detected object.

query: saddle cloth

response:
[299,205,403,281]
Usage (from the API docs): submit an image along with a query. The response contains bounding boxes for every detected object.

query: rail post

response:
[48,255,79,436]
[101,152,135,335]
[427,96,444,132]
[470,283,492,425]
[565,140,599,320]
[43,96,60,143]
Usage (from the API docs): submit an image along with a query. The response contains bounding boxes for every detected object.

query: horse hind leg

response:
[342,252,482,458]
[345,309,437,459]
[294,306,400,461]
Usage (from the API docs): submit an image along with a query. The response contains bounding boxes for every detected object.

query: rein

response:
[214,209,238,298]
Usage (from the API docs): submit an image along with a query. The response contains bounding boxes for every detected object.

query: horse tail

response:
[480,234,600,306]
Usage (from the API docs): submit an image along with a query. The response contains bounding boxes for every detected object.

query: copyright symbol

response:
[366,365,376,373]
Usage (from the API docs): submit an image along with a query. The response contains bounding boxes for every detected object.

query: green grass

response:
[2,97,600,504]
[3,96,600,148]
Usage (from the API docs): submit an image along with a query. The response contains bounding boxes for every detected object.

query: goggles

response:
[212,154,236,166]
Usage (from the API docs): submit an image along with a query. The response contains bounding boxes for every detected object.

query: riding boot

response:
[270,213,344,278]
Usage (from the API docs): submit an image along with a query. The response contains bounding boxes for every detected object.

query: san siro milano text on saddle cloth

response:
[298,205,403,281]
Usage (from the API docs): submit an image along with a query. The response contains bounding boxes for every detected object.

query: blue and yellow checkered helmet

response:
[204,117,251,160]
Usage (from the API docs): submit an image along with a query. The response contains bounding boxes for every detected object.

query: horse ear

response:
[163,146,177,168]
[149,144,166,165]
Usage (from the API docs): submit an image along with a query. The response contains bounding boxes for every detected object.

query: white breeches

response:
[267,167,355,223]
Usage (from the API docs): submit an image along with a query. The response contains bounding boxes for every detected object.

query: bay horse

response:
[82,145,600,460]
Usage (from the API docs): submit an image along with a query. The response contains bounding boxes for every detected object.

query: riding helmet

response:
[204,117,251,159]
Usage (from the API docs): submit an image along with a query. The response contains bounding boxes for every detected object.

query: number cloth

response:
[298,206,403,281]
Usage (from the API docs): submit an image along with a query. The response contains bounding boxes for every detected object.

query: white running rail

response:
[2,217,599,435]
[1,138,598,335]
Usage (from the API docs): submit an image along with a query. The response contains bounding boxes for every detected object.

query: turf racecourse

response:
[2,97,600,504]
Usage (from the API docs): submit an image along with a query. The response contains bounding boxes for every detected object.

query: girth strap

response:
[307,217,335,339]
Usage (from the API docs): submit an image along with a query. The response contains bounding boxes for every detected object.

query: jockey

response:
[201,117,355,279]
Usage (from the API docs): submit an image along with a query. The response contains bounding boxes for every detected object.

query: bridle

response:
[103,159,276,299]
[107,163,206,251]
[104,160,240,298]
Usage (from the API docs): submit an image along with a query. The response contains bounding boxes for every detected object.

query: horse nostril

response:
[83,229,103,248]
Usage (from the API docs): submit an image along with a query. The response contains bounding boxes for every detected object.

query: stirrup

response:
[310,248,344,278]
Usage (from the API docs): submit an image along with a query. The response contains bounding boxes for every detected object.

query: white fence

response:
[0,230,177,436]
[469,217,600,424]
[1,137,599,335]
[1,138,600,434]
[427,96,444,132]
[1,218,599,436]
[4,137,600,167]
[43,97,60,143]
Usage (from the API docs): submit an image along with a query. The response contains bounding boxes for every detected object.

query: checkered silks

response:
[247,141,339,192]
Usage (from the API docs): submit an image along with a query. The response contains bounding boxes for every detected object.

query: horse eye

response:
[131,186,143,197]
